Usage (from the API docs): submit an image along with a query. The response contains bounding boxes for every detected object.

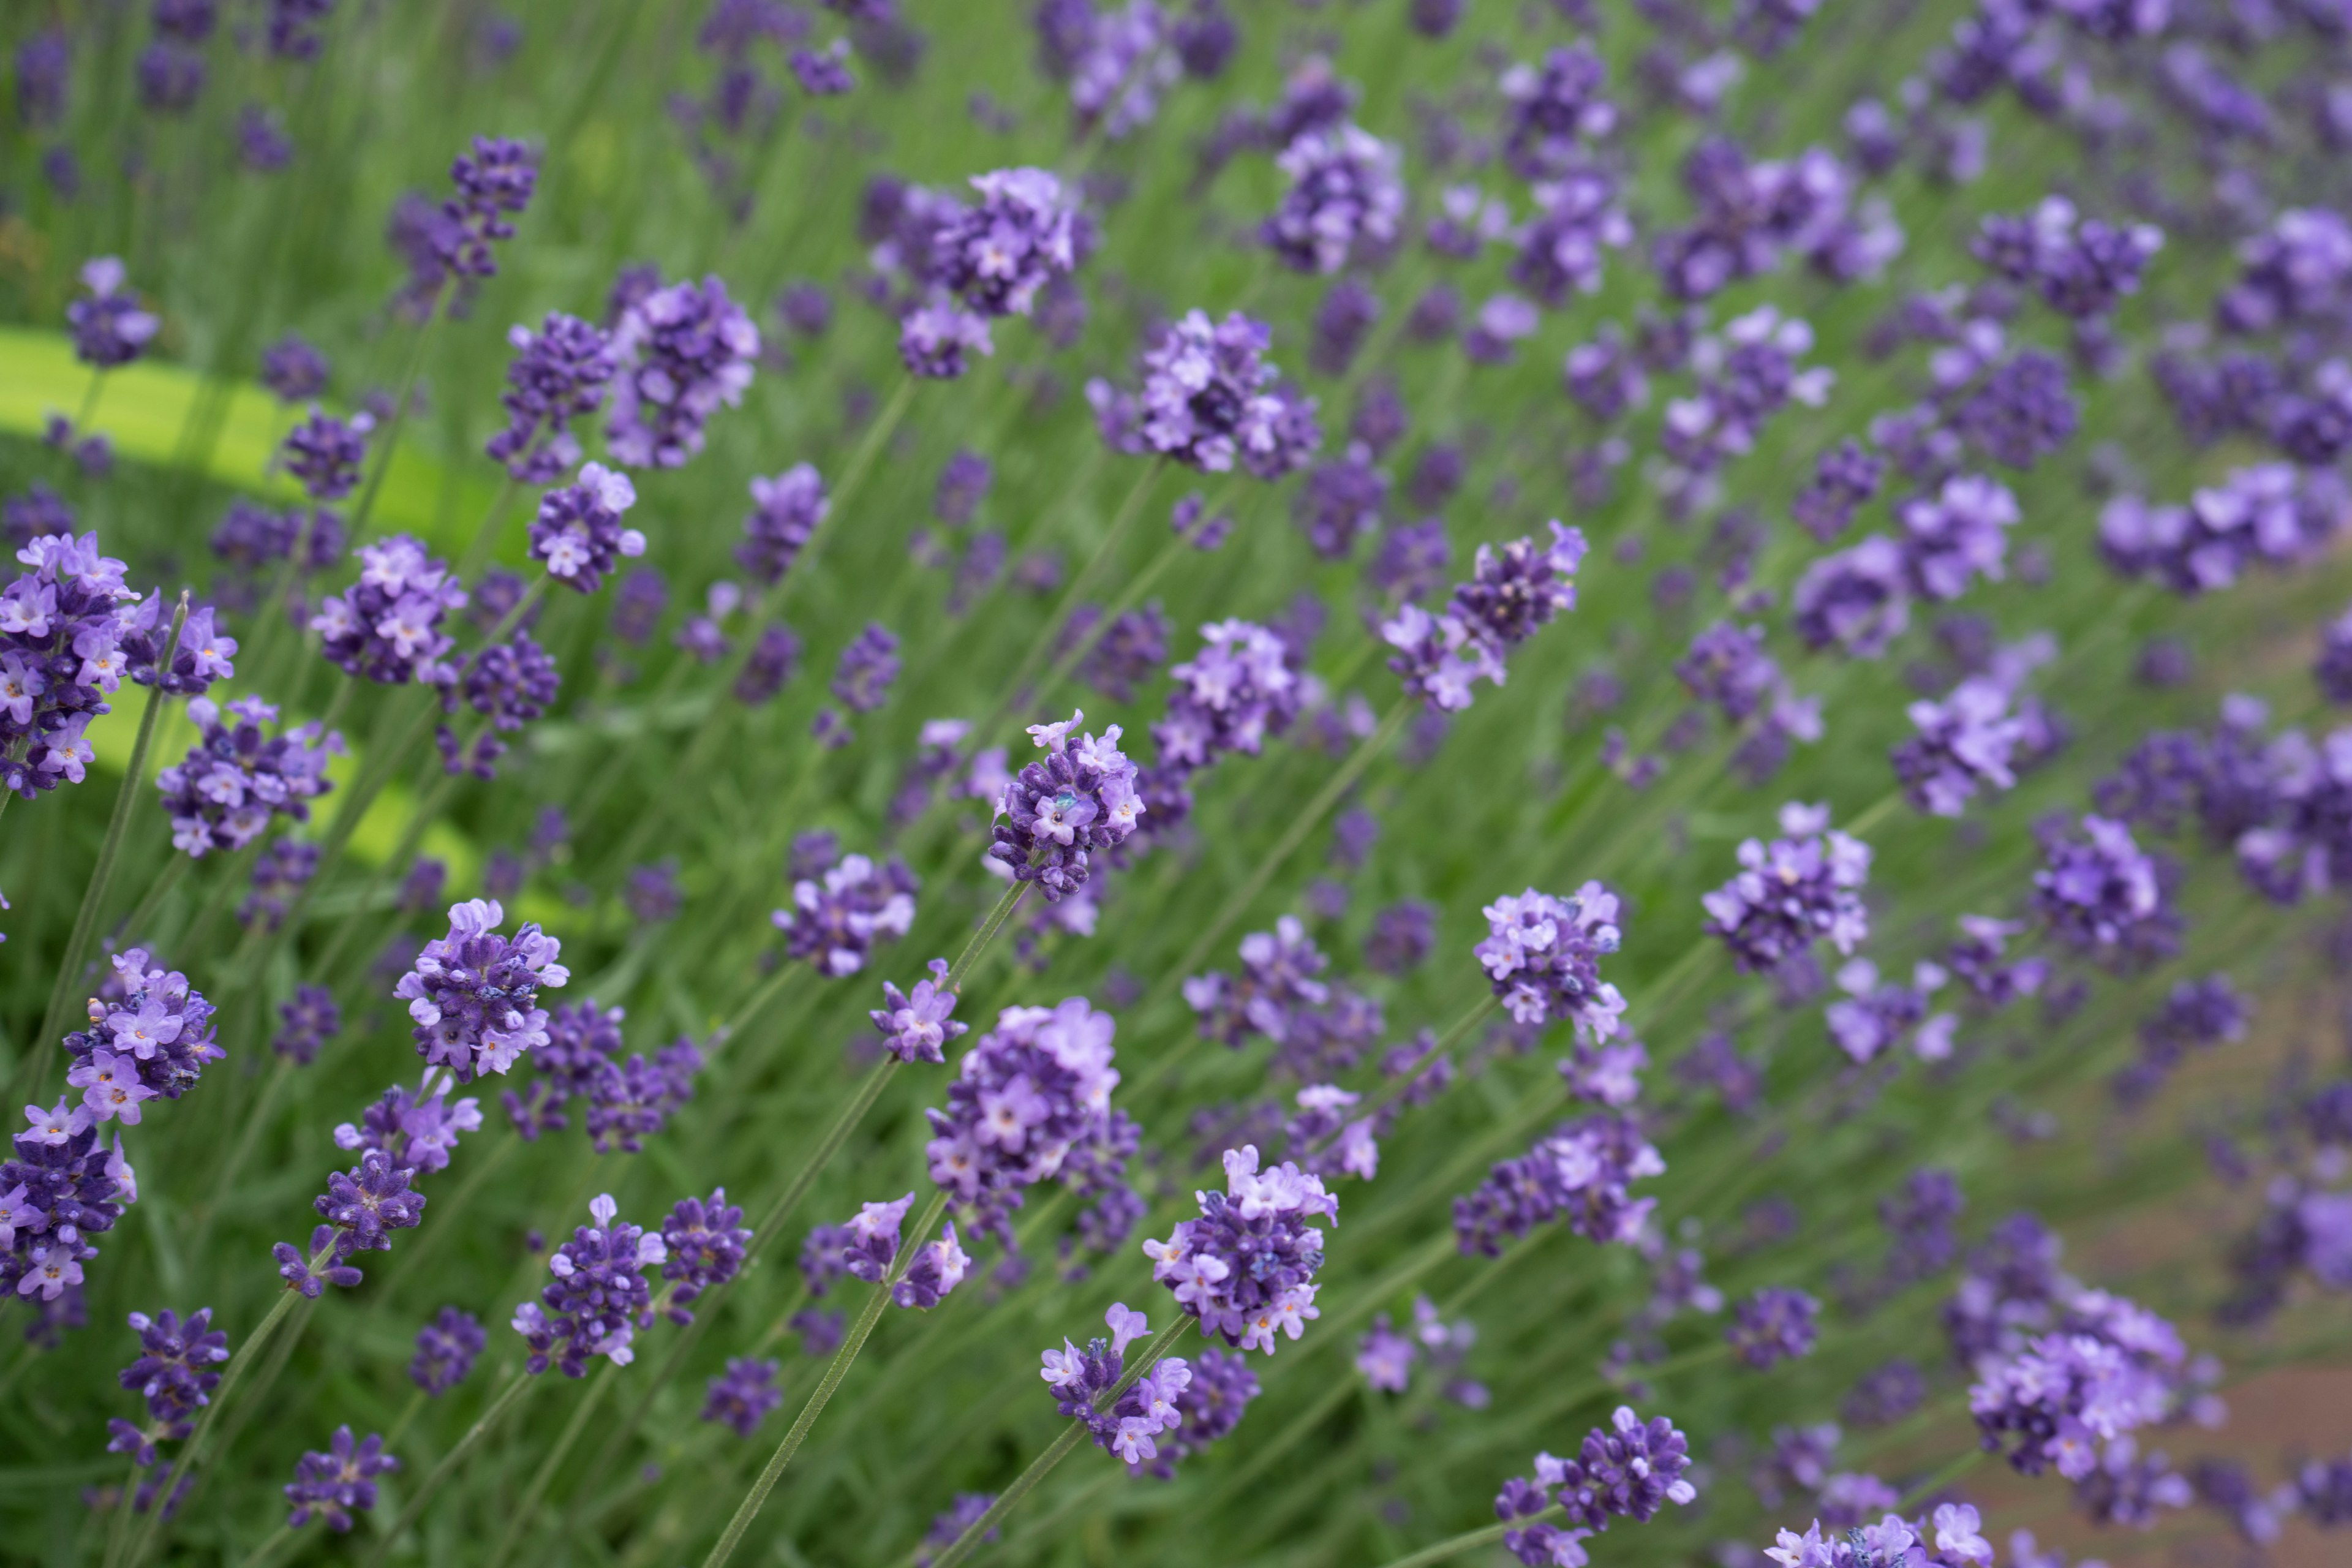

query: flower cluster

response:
[1701,802,1873,973]
[284,1427,398,1531]
[527,462,644,594]
[488,312,615,482]
[1261,123,1403,276]
[869,958,968,1065]
[1826,959,1956,1066]
[68,257,160,368]
[986,712,1144,902]
[107,1306,227,1479]
[279,407,374,503]
[1041,1303,1194,1468]
[1147,619,1301,830]
[737,464,829,585]
[771,845,919,975]
[1893,677,2025,818]
[155,696,340,857]
[702,1359,783,1438]
[2031,813,2179,967]
[2099,464,2340,597]
[924,996,1126,1243]
[60,948,224,1126]
[1760,1505,1997,1568]
[1974,196,2162,320]
[3,1096,137,1303]
[0,531,143,801]
[1729,1286,1822,1368]
[658,1189,752,1322]
[1474,883,1626,1036]
[606,275,761,469]
[438,631,561,778]
[1145,1145,1337,1354]
[409,1306,486,1396]
[394,899,571,1082]
[311,535,468,686]
[512,1193,666,1376]
[1106,309,1302,475]
[1455,1114,1664,1256]
[1382,521,1587,712]
[1493,1406,1697,1568]
[1970,1286,2190,1482]
[928,167,1080,318]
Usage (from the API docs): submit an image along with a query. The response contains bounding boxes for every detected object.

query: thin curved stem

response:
[1368,1507,1563,1568]
[355,1370,540,1568]
[232,1523,297,1568]
[924,1316,1193,1568]
[483,1364,614,1568]
[699,1190,950,1568]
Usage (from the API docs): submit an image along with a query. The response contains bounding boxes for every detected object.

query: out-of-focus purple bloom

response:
[1456,1114,1662,1256]
[935,450,992,526]
[1476,883,1625,1036]
[272,985,341,1066]
[284,1427,398,1531]
[311,535,467,687]
[771,842,918,975]
[606,275,760,469]
[1366,900,1436,975]
[1261,124,1403,276]
[1974,197,2162,322]
[1894,677,2024,817]
[68,258,160,370]
[1702,802,1872,972]
[1728,1286,1820,1368]
[409,1306,485,1395]
[156,695,339,858]
[260,336,329,403]
[930,168,1079,319]
[1384,522,1586,714]
[488,314,616,483]
[702,1358,783,1437]
[1146,1145,1336,1354]
[2032,814,2179,967]
[1292,446,1387,562]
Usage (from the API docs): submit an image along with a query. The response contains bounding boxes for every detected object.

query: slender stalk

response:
[1369,1508,1563,1568]
[355,1371,541,1568]
[699,1190,951,1568]
[232,1523,297,1568]
[1150,698,1412,1009]
[111,853,189,954]
[788,377,918,593]
[29,597,190,1101]
[483,1365,614,1568]
[189,1057,297,1252]
[381,1387,429,1449]
[1897,1446,1985,1508]
[924,1316,1193,1568]
[344,294,447,545]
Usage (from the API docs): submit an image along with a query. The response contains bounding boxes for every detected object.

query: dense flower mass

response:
[606,275,761,469]
[1702,802,1873,972]
[311,535,467,687]
[68,257,159,368]
[1145,1146,1337,1354]
[1970,1286,2190,1482]
[511,1193,666,1376]
[1382,521,1586,712]
[986,711,1144,902]
[394,899,570,1081]
[488,312,616,482]
[929,167,1080,318]
[0,531,143,801]
[737,464,829,585]
[1455,1114,1664,1256]
[1493,1406,1697,1567]
[771,843,918,975]
[1474,883,1626,1035]
[924,995,1129,1243]
[527,462,644,594]
[155,696,339,856]
[61,948,224,1125]
[1261,123,1403,276]
[284,1427,398,1531]
[1041,1303,1194,1467]
[1117,309,1298,474]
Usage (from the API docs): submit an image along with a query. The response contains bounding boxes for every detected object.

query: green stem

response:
[483,1365,614,1568]
[1898,1446,1985,1508]
[1150,698,1412,1010]
[233,1523,297,1568]
[789,377,918,593]
[344,294,447,544]
[924,1316,1193,1568]
[1369,1508,1564,1568]
[355,1370,541,1568]
[190,1057,298,1254]
[699,1190,951,1568]
[29,596,190,1102]
[949,881,1030,988]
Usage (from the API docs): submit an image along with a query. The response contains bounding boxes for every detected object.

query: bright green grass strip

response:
[0,326,495,549]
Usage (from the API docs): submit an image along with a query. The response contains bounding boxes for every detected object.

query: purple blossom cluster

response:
[1147,619,1302,831]
[924,995,1129,1246]
[869,959,967,1065]
[156,696,340,857]
[1041,1303,1193,1468]
[4,1093,138,1303]
[499,1000,702,1153]
[107,1307,227,1471]
[0,531,144,801]
[1382,522,1586,712]
[1974,196,2162,320]
[409,1306,485,1396]
[437,631,561,778]
[1093,309,1316,476]
[279,407,373,503]
[1454,1114,1663,1257]
[737,464,829,585]
[771,843,918,975]
[394,899,570,1082]
[702,1358,783,1438]
[2030,813,2180,967]
[1970,1286,2191,1483]
[1494,1406,1697,1568]
[1261,124,1403,276]
[986,711,1143,902]
[273,1071,486,1300]
[1702,802,1872,973]
[1728,1286,1822,1368]
[284,1427,398,1531]
[311,535,468,687]
[527,463,645,594]
[59,948,224,1128]
[512,1193,667,1376]
[2099,464,2344,597]
[606,275,761,469]
[1474,883,1626,1036]
[68,258,160,368]
[487,312,614,481]
[1145,1146,1336,1354]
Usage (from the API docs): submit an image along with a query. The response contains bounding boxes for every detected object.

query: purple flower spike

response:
[62,947,224,1121]
[68,258,160,369]
[1145,1145,1337,1355]
[930,167,1080,318]
[1728,1286,1820,1368]
[1455,1114,1663,1256]
[280,407,374,503]
[606,274,761,470]
[409,1306,486,1395]
[1383,521,1587,713]
[489,313,616,483]
[157,696,339,857]
[284,1426,398,1531]
[311,535,468,687]
[394,898,570,1082]
[1494,1405,1696,1567]
[738,464,829,585]
[771,845,919,976]
[2032,814,2180,967]
[1702,802,1872,973]
[871,958,968,1064]
[986,712,1144,902]
[1262,124,1404,276]
[660,1188,752,1322]
[528,463,644,594]
[1,530,143,803]
[702,1358,783,1437]
[892,1223,971,1310]
[511,1193,666,1376]
[1126,310,1302,475]
[1476,883,1626,1036]
[925,996,1129,1243]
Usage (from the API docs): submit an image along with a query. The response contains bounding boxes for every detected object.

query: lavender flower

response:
[1183,916,1330,1050]
[1512,168,1634,306]
[67,258,160,369]
[1970,1286,2190,1480]
[986,712,1144,902]
[1974,197,2162,321]
[284,1427,397,1531]
[61,948,224,1124]
[702,1359,783,1437]
[771,846,918,975]
[737,464,829,584]
[892,1224,971,1310]
[488,313,616,483]
[156,696,340,856]
[2,1097,135,1302]
[1040,1303,1194,1467]
[1793,536,1910,657]
[512,1193,666,1376]
[1494,1406,1697,1567]
[1893,677,2024,817]
[1475,883,1626,1036]
[272,985,340,1066]
[583,1038,701,1154]
[239,841,318,930]
[394,898,570,1082]
[929,167,1080,318]
[2031,815,2179,965]
[1729,1286,1820,1368]
[1145,1146,1337,1354]
[1366,900,1436,974]
[1455,1115,1663,1256]
[925,995,1128,1244]
[899,297,995,379]
[526,462,644,595]
[1124,310,1297,474]
[870,958,968,1064]
[660,1189,751,1321]
[1261,124,1403,276]
[1826,959,1956,1065]
[311,535,467,687]
[934,450,992,525]
[280,408,374,503]
[409,1306,485,1395]
[832,622,900,712]
[260,334,328,403]
[116,1307,228,1442]
[1702,802,1873,973]
[606,275,761,469]
[1898,473,2019,602]
[1793,439,1885,543]
[1498,46,1616,183]
[1,531,144,802]
[1382,522,1588,712]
